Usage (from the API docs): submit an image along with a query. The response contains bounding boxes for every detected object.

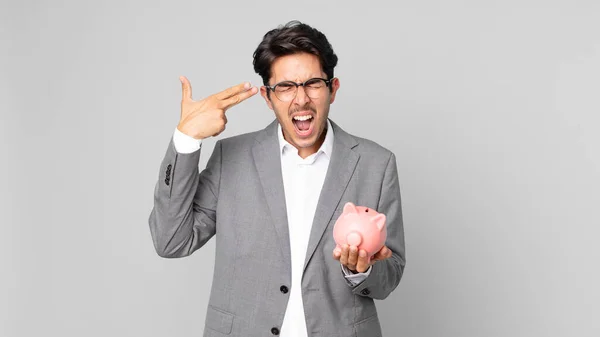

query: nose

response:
[293,85,310,105]
[347,232,362,247]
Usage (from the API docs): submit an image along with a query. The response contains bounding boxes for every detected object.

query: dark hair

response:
[253,21,338,88]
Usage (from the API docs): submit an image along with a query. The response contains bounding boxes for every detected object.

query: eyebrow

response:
[275,76,324,83]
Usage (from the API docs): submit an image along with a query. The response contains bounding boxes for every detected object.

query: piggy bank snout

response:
[346,232,362,246]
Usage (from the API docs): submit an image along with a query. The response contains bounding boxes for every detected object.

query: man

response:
[149,21,405,337]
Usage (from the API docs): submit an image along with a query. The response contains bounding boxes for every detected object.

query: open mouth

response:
[292,114,314,137]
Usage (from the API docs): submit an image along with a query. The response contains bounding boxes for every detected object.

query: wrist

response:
[177,123,204,140]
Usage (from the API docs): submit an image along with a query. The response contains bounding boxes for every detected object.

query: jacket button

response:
[360,288,370,296]
[280,285,288,294]
[271,327,280,335]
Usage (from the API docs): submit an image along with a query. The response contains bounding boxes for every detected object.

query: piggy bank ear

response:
[371,214,386,231]
[342,202,358,214]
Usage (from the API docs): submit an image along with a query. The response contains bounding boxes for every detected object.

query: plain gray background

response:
[2,0,599,336]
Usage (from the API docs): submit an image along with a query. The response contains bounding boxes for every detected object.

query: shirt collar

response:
[277,119,334,159]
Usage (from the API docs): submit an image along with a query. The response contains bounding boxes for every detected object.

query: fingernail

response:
[244,82,250,89]
[359,250,366,257]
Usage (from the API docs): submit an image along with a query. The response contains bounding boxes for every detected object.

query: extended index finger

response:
[215,82,252,100]
[221,86,258,110]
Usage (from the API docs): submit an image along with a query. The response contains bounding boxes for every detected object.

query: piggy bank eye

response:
[365,209,369,212]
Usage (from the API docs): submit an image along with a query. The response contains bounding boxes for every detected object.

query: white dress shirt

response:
[172,120,370,337]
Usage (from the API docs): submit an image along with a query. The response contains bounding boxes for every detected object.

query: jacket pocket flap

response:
[354,315,382,337]
[206,306,234,334]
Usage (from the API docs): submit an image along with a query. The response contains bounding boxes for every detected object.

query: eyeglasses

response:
[265,77,334,102]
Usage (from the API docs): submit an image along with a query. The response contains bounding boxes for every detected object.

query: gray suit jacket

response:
[149,119,406,337]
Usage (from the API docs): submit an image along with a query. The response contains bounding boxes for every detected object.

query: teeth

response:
[293,115,313,121]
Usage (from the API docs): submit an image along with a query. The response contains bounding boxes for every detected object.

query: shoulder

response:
[213,120,277,155]
[353,135,397,172]
[354,135,394,158]
[219,129,261,146]
[332,120,395,162]
[211,130,261,158]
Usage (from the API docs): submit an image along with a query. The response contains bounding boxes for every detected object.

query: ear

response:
[371,214,386,231]
[342,202,358,214]
[260,86,274,111]
[329,77,340,104]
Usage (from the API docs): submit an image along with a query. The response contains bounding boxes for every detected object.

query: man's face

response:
[260,52,340,158]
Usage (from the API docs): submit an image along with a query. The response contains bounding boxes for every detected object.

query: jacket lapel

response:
[303,120,359,273]
[252,120,292,267]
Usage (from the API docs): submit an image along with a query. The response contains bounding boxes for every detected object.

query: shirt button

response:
[280,285,288,294]
[271,327,280,335]
[360,288,371,296]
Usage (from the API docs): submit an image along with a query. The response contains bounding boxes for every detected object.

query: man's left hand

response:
[333,244,393,273]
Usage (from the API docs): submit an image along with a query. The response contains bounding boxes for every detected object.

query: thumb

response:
[180,76,192,101]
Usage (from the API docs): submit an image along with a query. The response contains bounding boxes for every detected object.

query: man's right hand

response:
[177,76,258,140]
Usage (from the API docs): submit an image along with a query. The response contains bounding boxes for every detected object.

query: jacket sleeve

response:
[351,152,406,299]
[148,137,222,258]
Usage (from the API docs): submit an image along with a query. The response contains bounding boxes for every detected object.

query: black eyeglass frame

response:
[264,77,335,100]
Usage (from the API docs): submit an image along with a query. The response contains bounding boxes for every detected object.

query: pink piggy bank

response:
[333,202,387,262]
